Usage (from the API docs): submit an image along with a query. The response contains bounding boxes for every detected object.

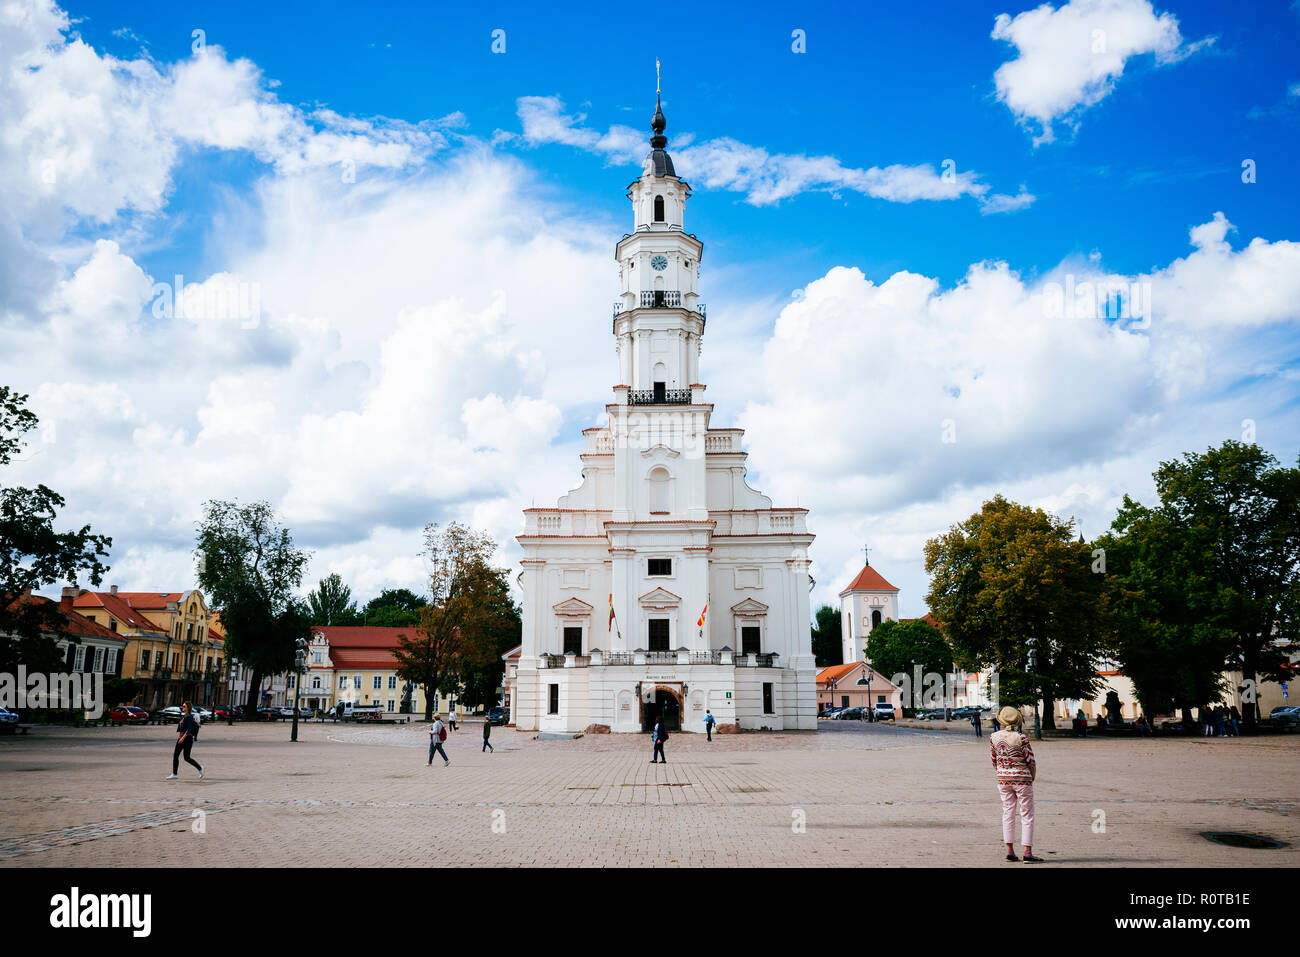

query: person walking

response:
[482,715,494,753]
[650,717,668,764]
[449,707,459,732]
[166,701,204,780]
[1229,705,1241,737]
[428,714,450,767]
[971,709,983,737]
[991,706,1041,863]
[704,709,716,742]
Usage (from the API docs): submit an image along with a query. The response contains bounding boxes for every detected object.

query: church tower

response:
[513,82,817,734]
[838,558,900,665]
[613,92,705,399]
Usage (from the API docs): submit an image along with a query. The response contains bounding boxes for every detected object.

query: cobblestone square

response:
[1,720,1296,867]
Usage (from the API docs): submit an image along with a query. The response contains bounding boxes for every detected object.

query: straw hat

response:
[997,706,1023,729]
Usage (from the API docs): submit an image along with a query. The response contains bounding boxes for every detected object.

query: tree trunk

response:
[1041,695,1057,729]
[1241,642,1259,732]
[245,667,264,714]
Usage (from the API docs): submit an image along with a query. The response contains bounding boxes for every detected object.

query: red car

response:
[109,706,149,724]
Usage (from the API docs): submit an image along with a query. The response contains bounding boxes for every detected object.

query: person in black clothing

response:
[482,716,494,753]
[167,701,204,779]
[971,710,982,737]
[651,718,667,763]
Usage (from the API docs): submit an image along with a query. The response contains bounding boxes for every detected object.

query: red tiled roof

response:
[817,663,859,685]
[71,591,168,634]
[114,591,185,608]
[330,648,399,669]
[313,625,421,648]
[8,594,125,642]
[900,613,942,630]
[839,565,899,594]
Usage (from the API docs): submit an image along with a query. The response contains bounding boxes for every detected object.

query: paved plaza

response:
[1,719,1296,867]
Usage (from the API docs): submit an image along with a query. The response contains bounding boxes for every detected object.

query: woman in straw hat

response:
[990,706,1043,862]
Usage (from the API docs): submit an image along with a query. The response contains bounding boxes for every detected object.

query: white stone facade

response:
[514,97,817,734]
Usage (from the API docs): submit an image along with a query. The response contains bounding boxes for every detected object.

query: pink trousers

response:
[998,782,1034,847]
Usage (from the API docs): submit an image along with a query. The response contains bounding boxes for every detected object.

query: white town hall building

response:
[513,92,817,734]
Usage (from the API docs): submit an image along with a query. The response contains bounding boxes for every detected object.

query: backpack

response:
[439,725,448,741]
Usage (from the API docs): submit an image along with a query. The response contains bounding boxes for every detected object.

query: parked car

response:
[950,706,980,720]
[212,706,239,720]
[0,706,19,732]
[108,705,149,725]
[916,709,947,720]
[256,707,282,721]
[158,705,184,722]
[1269,706,1300,729]
[487,706,508,726]
[820,707,844,719]
[835,707,865,720]
[872,702,896,720]
[193,706,214,722]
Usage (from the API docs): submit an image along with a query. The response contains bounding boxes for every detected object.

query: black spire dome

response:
[650,94,667,148]
[645,91,675,178]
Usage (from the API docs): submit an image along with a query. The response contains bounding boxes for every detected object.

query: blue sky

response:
[3,0,1300,615]
[69,0,1299,290]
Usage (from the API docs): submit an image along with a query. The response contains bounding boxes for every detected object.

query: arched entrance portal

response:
[643,687,682,732]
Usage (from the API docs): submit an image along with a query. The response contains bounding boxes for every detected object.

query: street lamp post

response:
[291,636,307,743]
[1028,636,1042,741]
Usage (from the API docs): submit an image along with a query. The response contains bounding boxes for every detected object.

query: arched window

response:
[871,609,882,629]
[654,195,665,222]
[649,467,672,513]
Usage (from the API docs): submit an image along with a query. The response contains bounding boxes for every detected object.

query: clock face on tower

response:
[651,255,668,271]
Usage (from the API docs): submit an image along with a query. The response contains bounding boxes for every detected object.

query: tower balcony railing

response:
[611,297,706,331]
[627,388,693,406]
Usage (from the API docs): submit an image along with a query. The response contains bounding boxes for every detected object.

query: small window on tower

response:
[647,558,672,576]
[654,195,665,222]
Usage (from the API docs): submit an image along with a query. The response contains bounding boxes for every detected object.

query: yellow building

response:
[72,587,227,710]
[301,626,466,717]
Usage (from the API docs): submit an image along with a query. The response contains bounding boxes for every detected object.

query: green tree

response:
[393,522,496,720]
[810,604,842,666]
[103,677,142,708]
[307,572,361,625]
[867,618,954,696]
[1114,442,1299,729]
[362,587,425,627]
[195,500,313,712]
[924,495,1111,729]
[453,564,521,710]
[1,387,112,673]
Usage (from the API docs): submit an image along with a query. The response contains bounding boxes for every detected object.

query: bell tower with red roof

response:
[837,552,900,666]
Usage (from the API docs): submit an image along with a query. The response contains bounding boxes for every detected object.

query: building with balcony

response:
[514,91,817,734]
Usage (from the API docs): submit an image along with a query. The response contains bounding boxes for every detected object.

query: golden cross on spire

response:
[656,59,661,94]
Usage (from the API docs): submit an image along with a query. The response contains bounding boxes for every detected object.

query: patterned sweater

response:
[990,729,1036,785]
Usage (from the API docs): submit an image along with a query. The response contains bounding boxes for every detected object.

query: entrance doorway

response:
[643,688,681,732]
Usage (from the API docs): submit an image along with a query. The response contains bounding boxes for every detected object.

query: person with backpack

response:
[482,714,494,753]
[428,714,450,767]
[651,717,668,763]
[704,709,716,742]
[166,701,204,780]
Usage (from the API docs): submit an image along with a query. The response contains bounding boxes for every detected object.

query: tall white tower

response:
[612,93,705,398]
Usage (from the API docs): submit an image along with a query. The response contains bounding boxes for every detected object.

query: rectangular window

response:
[763,682,774,715]
[647,558,672,576]
[92,647,104,672]
[288,674,296,689]
[878,695,886,704]
[172,653,179,671]
[841,695,849,708]
[141,650,151,671]
[388,676,397,689]
[109,619,117,633]
[373,675,383,690]
[741,626,761,656]
[563,626,583,656]
[106,649,117,674]
[73,646,85,671]
[313,652,322,664]
[648,618,670,652]
[339,675,347,689]
[386,700,395,712]
[353,674,361,690]
[548,683,560,715]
